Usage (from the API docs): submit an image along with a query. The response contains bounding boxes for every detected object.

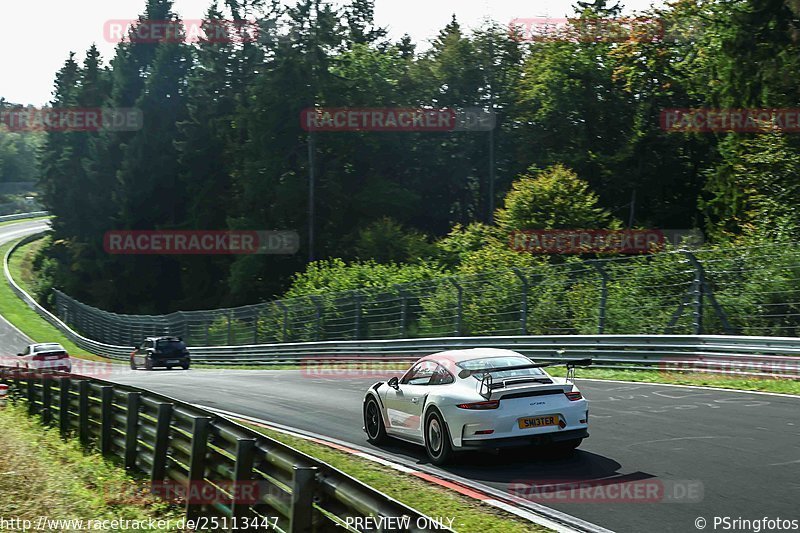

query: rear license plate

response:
[518,415,559,429]
[167,360,180,364]
[46,355,61,360]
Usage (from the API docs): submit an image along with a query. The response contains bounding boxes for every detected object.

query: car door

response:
[135,341,151,365]
[17,346,30,368]
[133,342,142,365]
[383,360,437,440]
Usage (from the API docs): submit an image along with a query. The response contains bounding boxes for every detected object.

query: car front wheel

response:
[364,398,387,444]
[144,357,153,371]
[424,409,453,466]
[130,358,136,370]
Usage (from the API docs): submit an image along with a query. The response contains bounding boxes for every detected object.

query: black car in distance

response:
[130,336,191,370]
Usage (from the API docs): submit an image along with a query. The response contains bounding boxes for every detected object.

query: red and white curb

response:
[198,405,610,533]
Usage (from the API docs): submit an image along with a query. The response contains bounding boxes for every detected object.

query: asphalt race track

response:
[0,219,50,351]
[1,221,798,533]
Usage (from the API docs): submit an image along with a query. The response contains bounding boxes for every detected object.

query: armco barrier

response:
[4,231,133,360]
[0,366,451,533]
[0,211,48,223]
[5,230,800,379]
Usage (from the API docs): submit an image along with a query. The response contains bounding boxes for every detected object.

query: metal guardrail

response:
[0,366,451,533]
[4,230,800,379]
[0,210,48,223]
[185,335,800,378]
[4,231,133,361]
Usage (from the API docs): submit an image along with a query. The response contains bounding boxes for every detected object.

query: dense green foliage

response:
[31,0,800,315]
[0,99,42,186]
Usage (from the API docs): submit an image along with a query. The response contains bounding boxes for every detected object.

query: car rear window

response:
[156,340,186,350]
[457,356,546,379]
[34,344,65,353]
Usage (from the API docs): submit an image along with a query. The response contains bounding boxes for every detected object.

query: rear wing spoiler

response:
[461,359,593,400]
[459,358,592,378]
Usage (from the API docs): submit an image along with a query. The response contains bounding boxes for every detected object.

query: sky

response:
[1,0,663,106]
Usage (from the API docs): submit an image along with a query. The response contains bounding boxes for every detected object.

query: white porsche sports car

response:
[362,348,591,465]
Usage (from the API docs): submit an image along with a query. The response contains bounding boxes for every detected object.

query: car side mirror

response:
[388,376,400,390]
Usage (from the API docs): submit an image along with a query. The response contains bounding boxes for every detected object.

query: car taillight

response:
[32,351,67,360]
[457,400,500,410]
[565,391,583,401]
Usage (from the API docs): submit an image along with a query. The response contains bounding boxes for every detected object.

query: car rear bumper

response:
[151,357,190,367]
[446,399,589,447]
[460,428,589,449]
[29,361,72,372]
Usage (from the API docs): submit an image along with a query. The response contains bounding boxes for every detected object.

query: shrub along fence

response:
[44,241,800,347]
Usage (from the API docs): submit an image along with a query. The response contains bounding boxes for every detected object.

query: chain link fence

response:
[46,241,800,347]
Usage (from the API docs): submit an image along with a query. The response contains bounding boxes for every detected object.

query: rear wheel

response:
[424,409,453,466]
[181,362,190,370]
[364,398,387,444]
[129,358,136,370]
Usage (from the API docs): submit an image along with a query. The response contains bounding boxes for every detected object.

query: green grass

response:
[0,402,183,530]
[10,234,48,295]
[547,367,800,395]
[0,238,106,362]
[241,422,547,533]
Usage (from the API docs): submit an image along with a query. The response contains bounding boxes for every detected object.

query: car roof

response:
[420,348,530,364]
[145,336,182,341]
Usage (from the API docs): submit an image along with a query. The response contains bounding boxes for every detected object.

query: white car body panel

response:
[17,343,72,372]
[365,348,589,451]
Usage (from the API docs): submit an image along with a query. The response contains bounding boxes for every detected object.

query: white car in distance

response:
[16,343,73,373]
[363,348,590,465]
